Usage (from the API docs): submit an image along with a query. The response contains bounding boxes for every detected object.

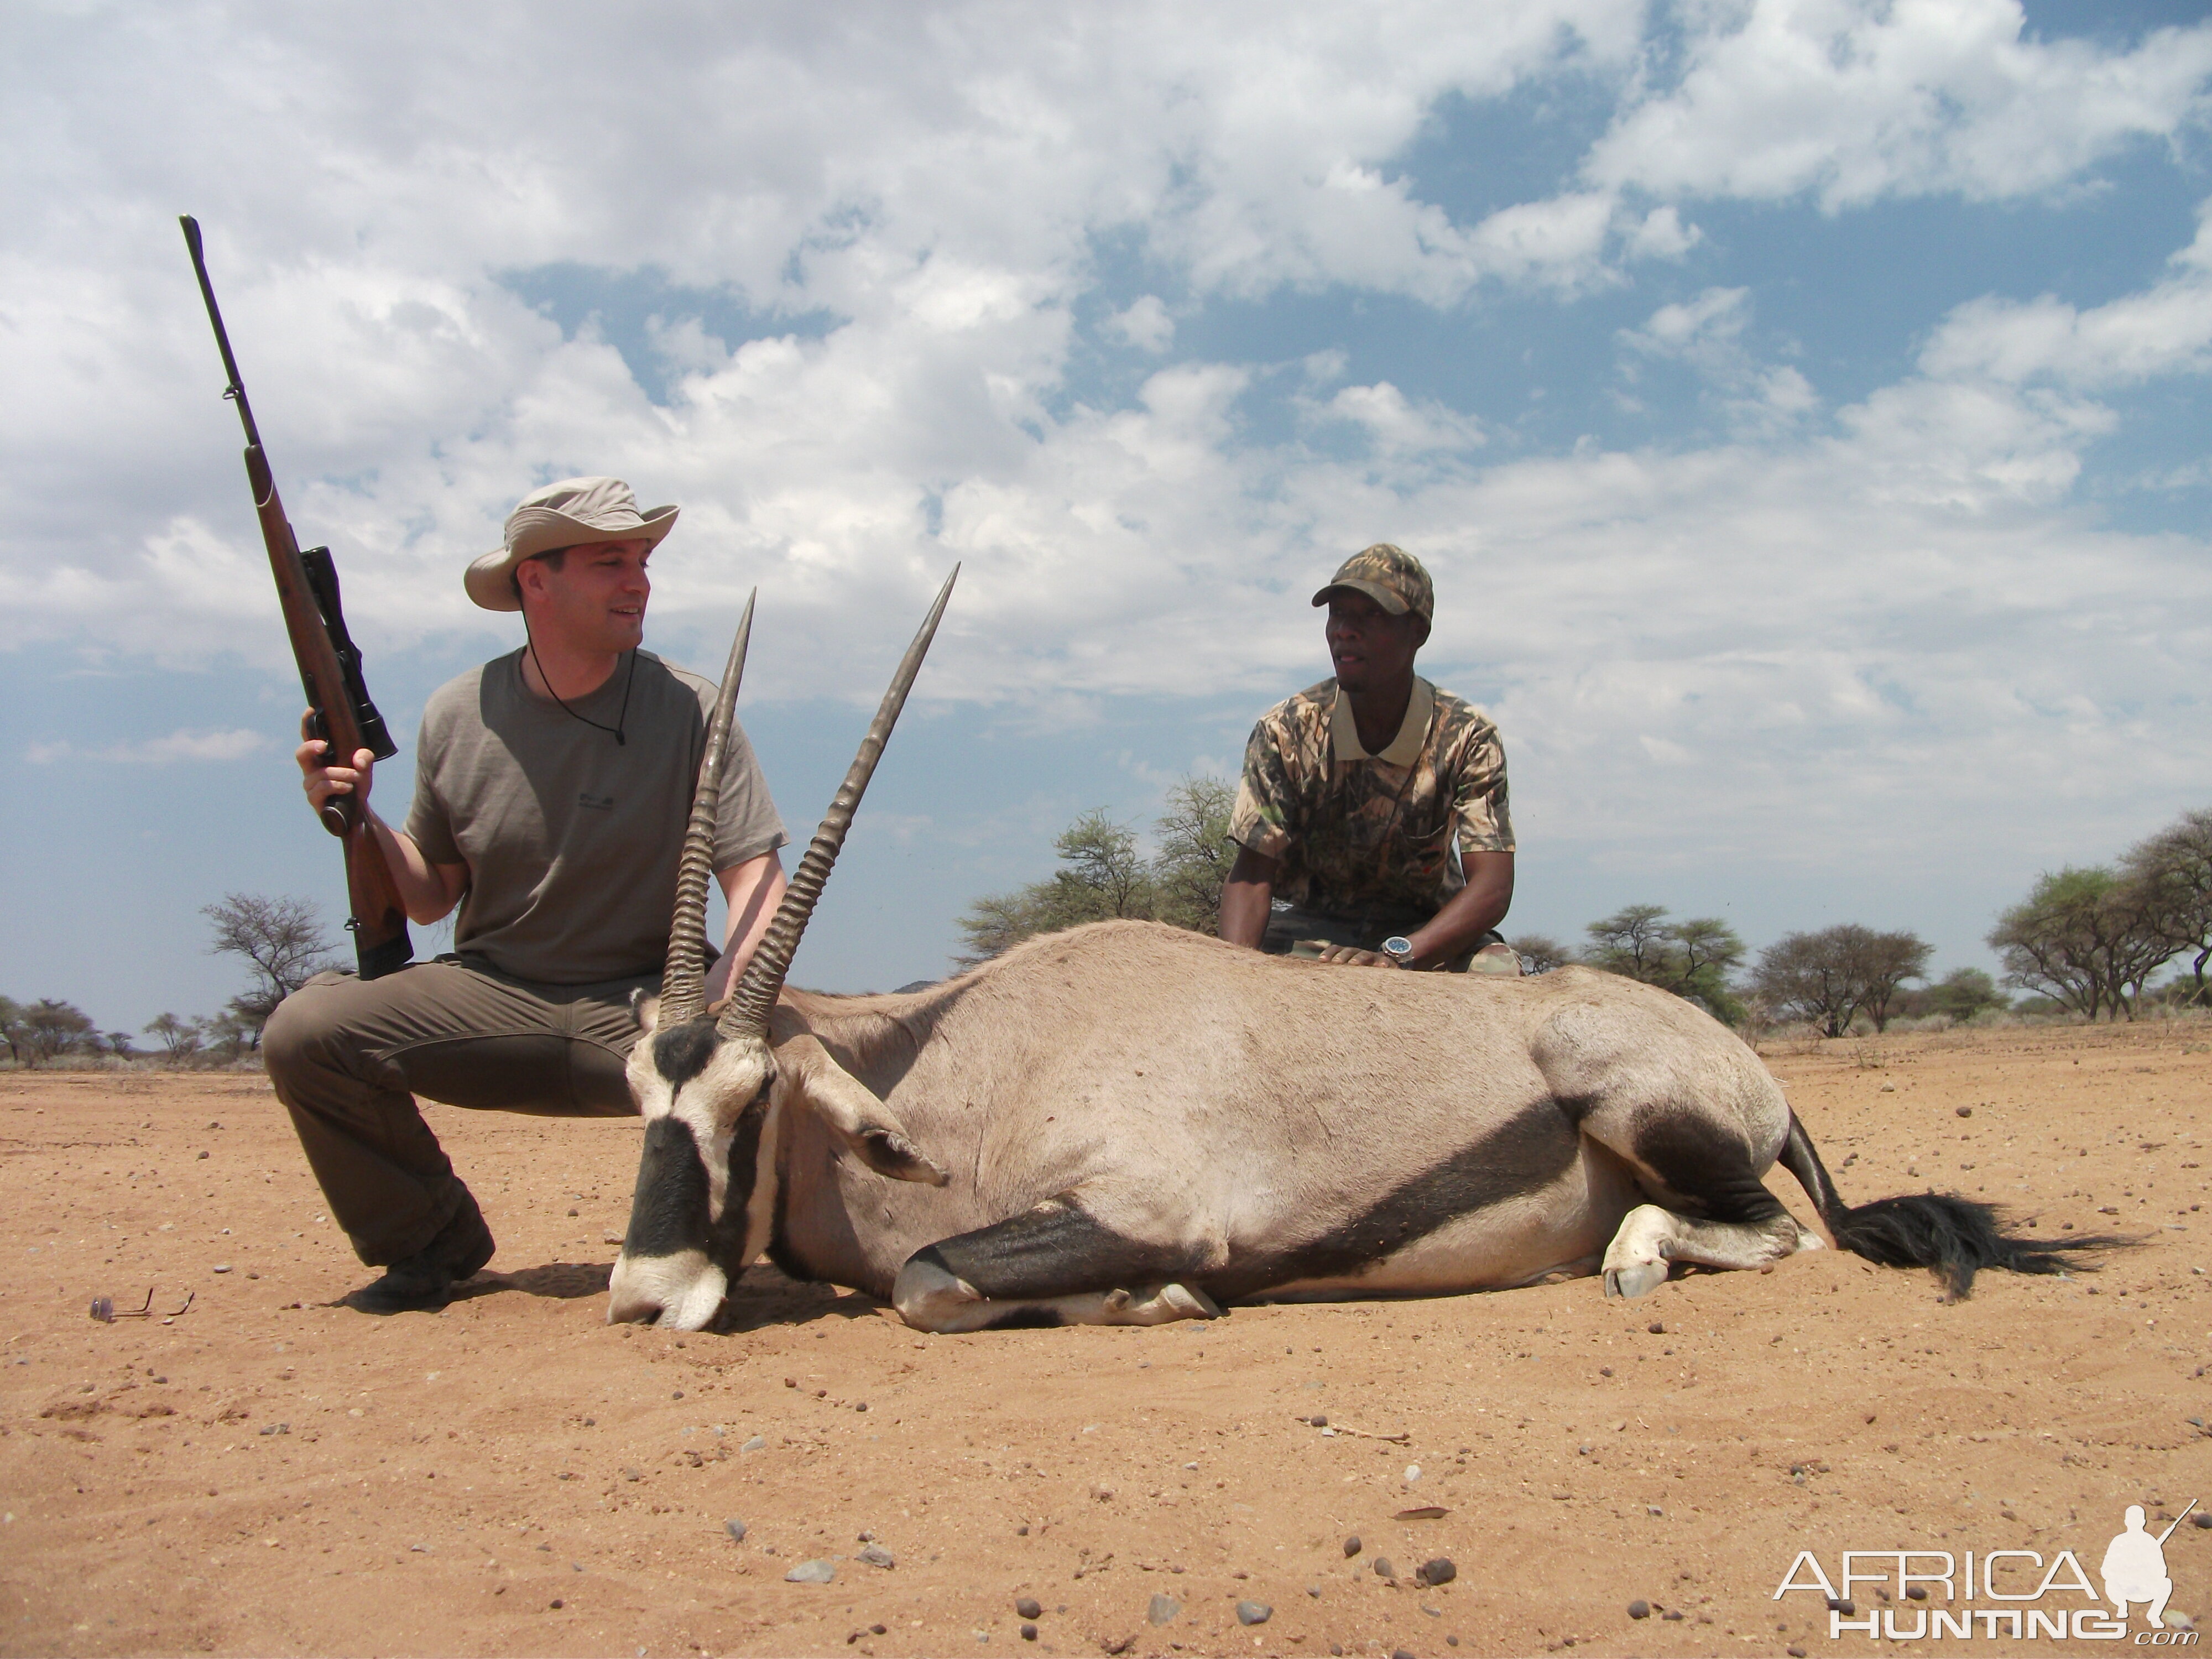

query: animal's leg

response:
[1578,1103,1820,1299]
[893,1267,1221,1333]
[1601,1202,1813,1298]
[891,1193,1224,1333]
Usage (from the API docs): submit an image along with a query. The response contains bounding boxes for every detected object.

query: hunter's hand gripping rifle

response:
[180,215,413,980]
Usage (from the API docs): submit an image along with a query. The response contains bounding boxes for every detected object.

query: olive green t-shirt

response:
[405,649,786,984]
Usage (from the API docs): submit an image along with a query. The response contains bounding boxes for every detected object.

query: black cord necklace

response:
[522,617,637,746]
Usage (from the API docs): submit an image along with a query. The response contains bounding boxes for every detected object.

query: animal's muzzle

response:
[608,1114,723,1327]
[607,1248,727,1328]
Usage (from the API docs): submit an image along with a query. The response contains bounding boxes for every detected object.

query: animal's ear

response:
[779,1037,949,1186]
[631,989,661,1037]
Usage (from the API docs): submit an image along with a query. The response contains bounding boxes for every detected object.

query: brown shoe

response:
[346,1196,494,1314]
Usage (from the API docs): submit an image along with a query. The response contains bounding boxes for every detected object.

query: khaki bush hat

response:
[1312,542,1433,623]
[465,477,680,612]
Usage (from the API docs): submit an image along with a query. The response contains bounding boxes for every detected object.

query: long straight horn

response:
[721,566,958,1036]
[657,589,756,1026]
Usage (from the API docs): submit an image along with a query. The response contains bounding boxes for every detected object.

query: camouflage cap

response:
[1312,543,1433,623]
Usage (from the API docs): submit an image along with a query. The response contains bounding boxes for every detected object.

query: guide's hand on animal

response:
[297,708,374,818]
[1311,943,1394,968]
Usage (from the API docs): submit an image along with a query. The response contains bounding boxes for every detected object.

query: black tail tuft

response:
[1828,1192,2121,1300]
[1777,1114,2130,1300]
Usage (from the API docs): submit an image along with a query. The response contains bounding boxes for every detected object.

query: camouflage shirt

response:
[1228,676,1513,918]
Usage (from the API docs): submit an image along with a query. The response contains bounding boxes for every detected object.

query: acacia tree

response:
[1926,968,2007,1024]
[203,893,336,1045]
[1851,929,1934,1032]
[143,1013,205,1064]
[15,999,96,1065]
[2122,807,2212,1007]
[1750,925,1930,1036]
[957,808,1154,962]
[1989,867,2173,1021]
[1583,906,1746,1020]
[1508,934,1571,975]
[956,778,1236,963]
[1584,905,1671,980]
[1150,777,1236,934]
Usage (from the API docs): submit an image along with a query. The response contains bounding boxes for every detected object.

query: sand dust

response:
[3,1019,2208,1656]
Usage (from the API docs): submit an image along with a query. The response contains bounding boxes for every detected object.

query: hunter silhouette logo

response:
[1775,1499,2198,1642]
[2104,1503,2194,1630]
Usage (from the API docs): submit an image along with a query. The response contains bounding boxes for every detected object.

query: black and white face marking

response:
[606,1020,781,1329]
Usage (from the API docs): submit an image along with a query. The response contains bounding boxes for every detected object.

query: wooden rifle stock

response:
[180,215,414,980]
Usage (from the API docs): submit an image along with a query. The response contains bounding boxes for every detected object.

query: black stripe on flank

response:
[916,1198,1208,1301]
[1210,1100,1580,1300]
[651,1019,720,1088]
[623,1115,711,1259]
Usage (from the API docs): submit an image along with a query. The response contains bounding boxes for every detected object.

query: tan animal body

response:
[609,581,2112,1332]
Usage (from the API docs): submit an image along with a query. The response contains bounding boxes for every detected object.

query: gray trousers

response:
[261,958,650,1267]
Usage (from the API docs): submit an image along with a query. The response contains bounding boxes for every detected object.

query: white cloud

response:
[1313,382,1485,457]
[1619,287,1817,430]
[1107,295,1176,353]
[1625,204,1701,260]
[1,0,2208,965]
[27,728,270,765]
[1622,286,1750,354]
[1585,0,2212,210]
[1917,199,2212,387]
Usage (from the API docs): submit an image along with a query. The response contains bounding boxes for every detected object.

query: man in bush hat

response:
[1218,543,1518,973]
[263,477,789,1312]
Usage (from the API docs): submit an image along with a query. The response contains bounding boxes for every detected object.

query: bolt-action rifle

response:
[179,215,413,980]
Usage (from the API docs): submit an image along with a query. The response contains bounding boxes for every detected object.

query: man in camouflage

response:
[1219,544,1519,973]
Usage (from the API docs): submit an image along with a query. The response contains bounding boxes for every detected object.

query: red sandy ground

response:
[2,1020,2208,1658]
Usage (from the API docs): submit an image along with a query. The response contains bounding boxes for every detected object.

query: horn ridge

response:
[721,566,958,1035]
[658,589,755,1027]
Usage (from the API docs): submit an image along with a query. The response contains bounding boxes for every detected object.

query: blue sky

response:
[5,1,2212,1032]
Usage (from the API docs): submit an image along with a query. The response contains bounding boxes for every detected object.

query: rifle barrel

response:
[2156,1496,2198,1545]
[178,216,263,450]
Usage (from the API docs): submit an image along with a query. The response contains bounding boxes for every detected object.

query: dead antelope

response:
[608,578,2113,1332]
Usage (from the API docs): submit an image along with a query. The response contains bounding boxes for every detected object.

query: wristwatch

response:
[1380,936,1415,969]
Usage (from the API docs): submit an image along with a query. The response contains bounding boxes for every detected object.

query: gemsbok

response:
[608,574,2112,1332]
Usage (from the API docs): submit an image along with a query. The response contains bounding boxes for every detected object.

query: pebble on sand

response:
[1374,1557,1396,1579]
[1416,1558,1456,1587]
[1147,1593,1181,1625]
[857,1545,895,1569]
[1236,1601,1272,1626]
[786,1559,836,1584]
[1015,1598,1042,1620]
[1343,1535,1362,1557]
[1020,1623,1037,1641]
[723,1519,747,1542]
[1628,1600,1651,1619]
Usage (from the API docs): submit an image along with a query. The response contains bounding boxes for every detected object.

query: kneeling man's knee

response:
[260,972,353,1091]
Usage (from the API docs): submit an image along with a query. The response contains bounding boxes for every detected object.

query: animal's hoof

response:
[1604,1262,1668,1300]
[1160,1282,1222,1319]
[891,1254,980,1331]
[1103,1287,1133,1312]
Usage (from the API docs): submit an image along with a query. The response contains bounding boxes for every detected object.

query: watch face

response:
[1381,936,1414,963]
